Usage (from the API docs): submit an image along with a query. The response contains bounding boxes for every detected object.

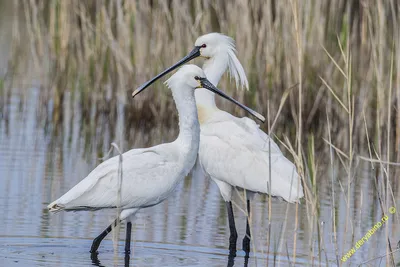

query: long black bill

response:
[200,78,265,123]
[132,46,201,98]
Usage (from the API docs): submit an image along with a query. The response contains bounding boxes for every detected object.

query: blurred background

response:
[0,0,399,266]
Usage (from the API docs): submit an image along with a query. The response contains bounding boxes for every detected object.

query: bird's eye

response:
[201,44,207,48]
[194,76,200,80]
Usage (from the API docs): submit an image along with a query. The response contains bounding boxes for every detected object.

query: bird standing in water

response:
[136,33,304,255]
[47,64,264,254]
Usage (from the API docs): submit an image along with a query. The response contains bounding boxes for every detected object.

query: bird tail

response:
[47,202,65,213]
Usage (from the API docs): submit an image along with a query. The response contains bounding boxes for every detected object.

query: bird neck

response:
[171,86,200,151]
[194,54,228,110]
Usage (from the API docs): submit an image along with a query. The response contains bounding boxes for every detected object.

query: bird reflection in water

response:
[227,251,249,267]
[90,252,130,267]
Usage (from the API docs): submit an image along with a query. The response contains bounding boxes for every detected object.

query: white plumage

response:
[47,65,202,254]
[193,33,304,203]
[198,112,302,203]
[49,147,185,220]
[48,64,263,254]
[48,66,204,221]
[137,33,304,254]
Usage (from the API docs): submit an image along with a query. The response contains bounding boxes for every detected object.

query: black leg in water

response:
[90,251,102,266]
[124,252,130,267]
[226,250,236,267]
[226,201,238,254]
[242,199,251,254]
[244,253,249,267]
[125,222,132,253]
[90,219,119,253]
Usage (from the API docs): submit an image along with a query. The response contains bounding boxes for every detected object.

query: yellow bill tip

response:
[132,89,140,98]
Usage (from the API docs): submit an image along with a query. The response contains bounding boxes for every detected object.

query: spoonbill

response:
[136,33,304,254]
[47,64,264,254]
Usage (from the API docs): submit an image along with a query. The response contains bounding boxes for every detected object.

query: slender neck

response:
[194,54,228,108]
[171,86,200,149]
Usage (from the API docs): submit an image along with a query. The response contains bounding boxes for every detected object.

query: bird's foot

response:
[228,245,237,256]
[90,250,99,256]
[90,238,101,254]
[242,236,251,255]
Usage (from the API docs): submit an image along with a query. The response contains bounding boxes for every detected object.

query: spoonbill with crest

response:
[47,64,264,254]
[136,33,304,254]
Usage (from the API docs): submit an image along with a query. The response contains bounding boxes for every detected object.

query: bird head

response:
[164,65,206,90]
[134,33,248,94]
[194,33,248,90]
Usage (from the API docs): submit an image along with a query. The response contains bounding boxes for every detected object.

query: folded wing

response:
[199,112,303,203]
[48,146,174,212]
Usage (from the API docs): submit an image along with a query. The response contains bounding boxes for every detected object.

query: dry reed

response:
[2,0,395,154]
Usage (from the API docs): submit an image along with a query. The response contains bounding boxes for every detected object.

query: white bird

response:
[136,33,304,254]
[47,64,264,254]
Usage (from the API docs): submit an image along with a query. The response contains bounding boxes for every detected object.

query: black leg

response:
[244,253,249,267]
[124,252,130,267]
[90,219,118,253]
[125,222,132,253]
[226,250,236,267]
[242,199,251,254]
[226,201,238,253]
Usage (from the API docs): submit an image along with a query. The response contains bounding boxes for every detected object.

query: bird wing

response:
[49,144,176,211]
[199,112,303,203]
[239,116,282,153]
[203,111,282,154]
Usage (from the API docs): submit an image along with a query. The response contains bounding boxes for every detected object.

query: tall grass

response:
[2,0,395,154]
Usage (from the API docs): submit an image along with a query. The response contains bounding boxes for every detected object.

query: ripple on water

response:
[0,236,276,267]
